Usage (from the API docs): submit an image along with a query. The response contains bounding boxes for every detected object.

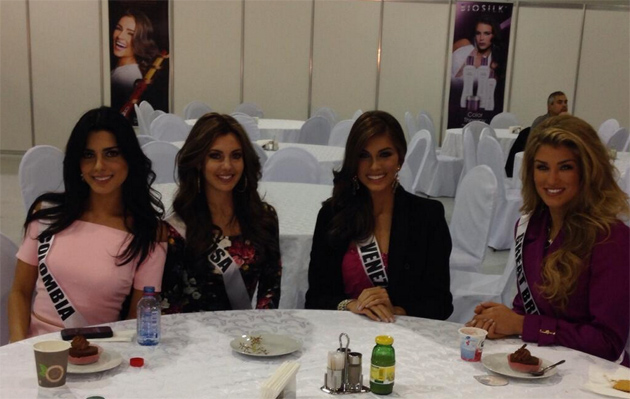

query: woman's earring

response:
[80,173,85,182]
[352,176,359,195]
[392,166,400,192]
[236,176,248,193]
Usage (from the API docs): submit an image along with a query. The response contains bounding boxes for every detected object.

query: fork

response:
[529,360,565,376]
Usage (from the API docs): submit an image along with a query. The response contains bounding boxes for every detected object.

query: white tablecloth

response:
[258,141,345,185]
[186,118,305,143]
[1,309,620,398]
[154,182,332,310]
[441,128,517,159]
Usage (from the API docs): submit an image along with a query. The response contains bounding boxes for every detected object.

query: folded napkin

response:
[582,364,630,398]
[260,361,300,399]
[90,329,135,342]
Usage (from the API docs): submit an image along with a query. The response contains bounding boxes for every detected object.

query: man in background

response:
[531,91,569,128]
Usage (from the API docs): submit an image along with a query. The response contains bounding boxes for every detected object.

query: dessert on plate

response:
[68,335,101,365]
[507,344,541,373]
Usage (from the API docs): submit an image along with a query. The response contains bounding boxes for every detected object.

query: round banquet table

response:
[154,182,333,310]
[441,128,517,159]
[1,310,624,398]
[186,118,305,143]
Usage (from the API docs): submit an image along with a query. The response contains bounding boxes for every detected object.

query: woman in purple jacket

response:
[467,115,629,366]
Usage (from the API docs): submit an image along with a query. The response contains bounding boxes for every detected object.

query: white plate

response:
[67,349,123,374]
[230,333,301,357]
[482,353,558,379]
[583,382,630,398]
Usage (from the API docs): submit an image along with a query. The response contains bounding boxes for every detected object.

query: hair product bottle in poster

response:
[460,56,475,108]
[477,57,490,109]
[485,70,497,111]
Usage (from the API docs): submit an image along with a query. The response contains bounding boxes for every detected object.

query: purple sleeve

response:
[520,224,630,362]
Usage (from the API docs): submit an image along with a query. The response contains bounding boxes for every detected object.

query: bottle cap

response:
[130,357,145,367]
[143,286,155,294]
[375,335,394,345]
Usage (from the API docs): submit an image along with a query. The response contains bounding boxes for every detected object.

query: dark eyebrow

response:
[378,147,394,153]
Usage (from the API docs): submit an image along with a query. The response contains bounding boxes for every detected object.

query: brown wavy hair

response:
[116,9,159,75]
[520,114,629,310]
[327,110,407,244]
[172,113,279,265]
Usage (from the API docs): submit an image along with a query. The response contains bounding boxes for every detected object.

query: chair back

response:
[418,110,434,123]
[620,166,630,199]
[313,107,337,126]
[231,113,261,141]
[598,118,620,143]
[352,109,363,120]
[150,113,190,142]
[479,126,497,141]
[138,101,155,133]
[397,163,414,192]
[148,110,166,125]
[605,127,629,151]
[408,131,432,193]
[463,120,489,149]
[417,113,436,147]
[299,116,332,145]
[136,135,156,147]
[234,102,263,118]
[405,111,419,138]
[449,165,498,272]
[477,135,506,199]
[262,147,320,184]
[328,120,354,147]
[252,142,268,167]
[184,101,213,120]
[0,232,18,346]
[19,145,65,211]
[135,104,149,136]
[490,112,519,129]
[142,141,179,184]
[458,126,478,184]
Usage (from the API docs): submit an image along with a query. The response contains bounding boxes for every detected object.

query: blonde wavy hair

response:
[520,115,629,310]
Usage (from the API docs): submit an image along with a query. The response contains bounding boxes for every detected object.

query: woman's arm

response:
[126,289,144,320]
[8,260,38,342]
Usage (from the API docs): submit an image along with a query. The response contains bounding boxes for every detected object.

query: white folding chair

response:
[234,102,264,118]
[417,110,434,124]
[490,112,519,129]
[328,120,354,147]
[397,163,414,193]
[404,111,419,138]
[479,126,497,141]
[136,135,156,147]
[150,113,190,142]
[477,135,523,250]
[458,126,479,185]
[464,120,489,150]
[262,147,320,184]
[1,232,18,346]
[352,109,363,120]
[449,165,498,272]
[142,141,179,184]
[184,101,213,120]
[313,107,337,126]
[414,130,463,197]
[138,101,155,131]
[402,133,426,190]
[605,127,629,151]
[298,116,332,146]
[252,142,268,167]
[417,113,437,149]
[134,104,150,136]
[448,242,518,324]
[18,145,65,211]
[148,110,166,125]
[598,118,620,144]
[231,113,261,141]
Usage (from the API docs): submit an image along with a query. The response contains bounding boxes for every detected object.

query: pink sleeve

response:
[133,242,167,292]
[15,221,40,266]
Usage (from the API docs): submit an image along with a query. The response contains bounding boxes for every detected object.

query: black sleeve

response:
[255,210,282,309]
[305,204,347,310]
[505,127,530,177]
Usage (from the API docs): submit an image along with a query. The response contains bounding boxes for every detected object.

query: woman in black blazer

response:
[305,111,453,322]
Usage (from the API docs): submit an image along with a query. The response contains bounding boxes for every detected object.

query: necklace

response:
[545,226,554,248]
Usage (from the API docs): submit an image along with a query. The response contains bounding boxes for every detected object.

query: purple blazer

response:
[512,210,629,366]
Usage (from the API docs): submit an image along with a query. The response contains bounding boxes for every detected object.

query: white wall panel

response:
[379,2,450,140]
[575,8,629,128]
[311,0,381,120]
[1,0,32,151]
[173,0,241,116]
[244,0,311,120]
[30,0,102,149]
[509,6,583,128]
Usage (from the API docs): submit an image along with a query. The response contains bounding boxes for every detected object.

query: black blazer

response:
[305,188,453,320]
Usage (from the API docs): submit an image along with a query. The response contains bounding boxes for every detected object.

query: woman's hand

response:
[465,302,524,339]
[347,287,395,323]
[347,300,394,323]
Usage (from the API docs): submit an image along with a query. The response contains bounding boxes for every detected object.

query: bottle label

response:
[370,364,395,385]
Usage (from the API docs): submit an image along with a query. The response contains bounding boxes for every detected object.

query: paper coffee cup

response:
[33,340,71,387]
[458,327,488,362]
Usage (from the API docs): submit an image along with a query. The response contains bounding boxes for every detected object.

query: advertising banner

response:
[448,1,513,128]
[108,0,170,121]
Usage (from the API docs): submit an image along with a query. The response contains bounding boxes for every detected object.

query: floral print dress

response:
[161,222,282,314]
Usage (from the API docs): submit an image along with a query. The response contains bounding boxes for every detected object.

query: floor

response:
[0,153,509,275]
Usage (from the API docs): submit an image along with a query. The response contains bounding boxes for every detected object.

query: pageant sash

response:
[207,236,252,310]
[356,236,389,287]
[514,214,540,315]
[36,229,88,328]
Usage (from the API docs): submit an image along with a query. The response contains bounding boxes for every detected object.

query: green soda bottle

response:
[370,335,395,395]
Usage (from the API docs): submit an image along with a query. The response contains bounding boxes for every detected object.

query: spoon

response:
[529,359,565,376]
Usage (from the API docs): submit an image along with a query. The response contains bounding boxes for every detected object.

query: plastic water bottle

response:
[137,286,161,346]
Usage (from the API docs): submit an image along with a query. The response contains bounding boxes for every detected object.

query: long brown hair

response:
[521,114,629,309]
[327,110,407,245]
[120,9,158,75]
[172,113,279,264]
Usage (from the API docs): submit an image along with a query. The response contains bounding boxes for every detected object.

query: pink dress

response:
[17,220,166,337]
[341,243,389,299]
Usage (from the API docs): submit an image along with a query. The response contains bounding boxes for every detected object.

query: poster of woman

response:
[448,2,513,128]
[109,0,170,120]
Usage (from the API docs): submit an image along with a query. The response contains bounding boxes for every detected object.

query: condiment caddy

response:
[321,333,370,395]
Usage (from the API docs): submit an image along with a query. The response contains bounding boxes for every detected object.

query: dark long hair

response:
[114,9,158,75]
[474,15,506,79]
[327,111,407,245]
[25,107,164,266]
[173,113,280,265]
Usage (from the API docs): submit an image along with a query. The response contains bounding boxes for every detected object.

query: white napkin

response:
[89,329,135,342]
[260,361,300,399]
[582,364,630,398]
